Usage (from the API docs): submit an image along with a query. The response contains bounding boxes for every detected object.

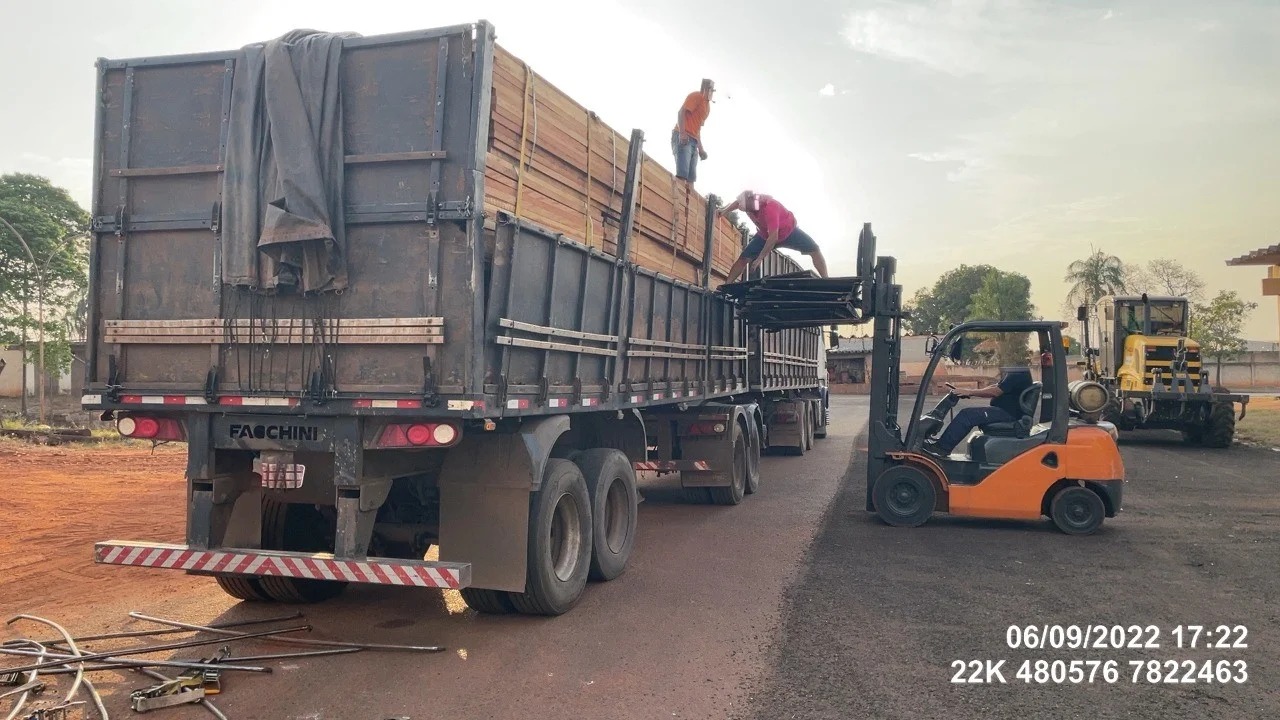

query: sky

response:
[2,0,1278,339]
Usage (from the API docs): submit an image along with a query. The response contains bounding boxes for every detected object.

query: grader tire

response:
[1202,401,1236,449]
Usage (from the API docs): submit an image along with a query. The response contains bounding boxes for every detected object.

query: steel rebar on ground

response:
[127,612,445,652]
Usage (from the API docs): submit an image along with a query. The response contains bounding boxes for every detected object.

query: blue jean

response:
[672,130,699,181]
[936,406,1014,452]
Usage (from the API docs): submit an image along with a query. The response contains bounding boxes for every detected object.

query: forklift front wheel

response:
[1049,486,1106,536]
[872,466,936,528]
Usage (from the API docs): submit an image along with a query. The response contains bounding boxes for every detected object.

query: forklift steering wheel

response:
[944,382,969,399]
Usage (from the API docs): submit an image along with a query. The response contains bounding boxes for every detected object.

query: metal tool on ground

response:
[0,624,306,675]
[133,669,227,720]
[127,613,445,653]
[17,701,83,720]
[130,672,207,713]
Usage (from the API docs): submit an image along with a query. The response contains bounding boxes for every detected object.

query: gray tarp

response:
[222,30,357,294]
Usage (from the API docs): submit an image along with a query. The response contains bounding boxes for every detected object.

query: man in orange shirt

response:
[672,79,713,182]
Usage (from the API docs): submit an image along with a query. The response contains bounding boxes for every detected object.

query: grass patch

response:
[1237,406,1280,448]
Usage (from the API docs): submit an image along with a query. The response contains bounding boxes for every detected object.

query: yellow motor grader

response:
[1079,294,1247,447]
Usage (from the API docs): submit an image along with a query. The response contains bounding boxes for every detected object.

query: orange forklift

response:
[724,224,1125,535]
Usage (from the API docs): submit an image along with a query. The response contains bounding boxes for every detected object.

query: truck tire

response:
[1202,401,1236,449]
[257,501,348,603]
[744,419,762,495]
[1049,486,1105,535]
[872,466,934,528]
[706,423,748,506]
[460,588,516,614]
[215,576,270,602]
[573,449,638,581]
[508,459,593,615]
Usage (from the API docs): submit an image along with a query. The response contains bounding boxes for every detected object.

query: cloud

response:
[841,0,1019,77]
[818,83,835,96]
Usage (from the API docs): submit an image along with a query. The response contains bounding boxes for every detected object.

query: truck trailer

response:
[83,21,828,615]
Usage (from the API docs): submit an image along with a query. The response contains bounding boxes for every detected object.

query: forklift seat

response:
[980,383,1043,439]
[969,431,1048,465]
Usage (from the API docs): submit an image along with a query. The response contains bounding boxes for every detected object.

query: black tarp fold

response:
[222,29,357,294]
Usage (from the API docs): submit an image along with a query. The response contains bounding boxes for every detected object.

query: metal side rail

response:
[95,541,470,589]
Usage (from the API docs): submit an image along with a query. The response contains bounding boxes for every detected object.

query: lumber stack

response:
[484,46,742,285]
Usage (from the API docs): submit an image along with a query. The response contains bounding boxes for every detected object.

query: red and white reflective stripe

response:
[652,392,664,400]
[580,398,598,407]
[353,399,423,409]
[116,395,207,405]
[672,390,683,398]
[547,398,568,408]
[95,541,469,589]
[506,399,530,410]
[630,395,642,404]
[219,396,300,407]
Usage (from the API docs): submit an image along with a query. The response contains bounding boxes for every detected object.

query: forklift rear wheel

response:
[257,501,349,603]
[1049,486,1105,536]
[872,466,935,528]
[508,459,593,615]
[573,448,638,581]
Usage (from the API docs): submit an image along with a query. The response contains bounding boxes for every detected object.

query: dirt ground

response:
[2,398,1277,719]
[0,403,857,719]
[744,405,1279,720]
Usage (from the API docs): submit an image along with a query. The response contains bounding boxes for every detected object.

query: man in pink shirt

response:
[719,190,829,282]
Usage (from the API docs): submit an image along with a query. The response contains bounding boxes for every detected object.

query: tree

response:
[1065,249,1126,307]
[968,270,1036,366]
[0,174,91,380]
[1123,258,1205,301]
[1190,290,1258,385]
[905,264,999,335]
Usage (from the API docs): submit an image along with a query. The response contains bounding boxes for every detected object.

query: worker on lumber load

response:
[672,79,714,182]
[720,191,829,282]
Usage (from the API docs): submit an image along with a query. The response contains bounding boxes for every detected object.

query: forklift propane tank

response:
[1067,380,1109,418]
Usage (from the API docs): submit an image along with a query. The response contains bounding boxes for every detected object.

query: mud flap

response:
[438,415,570,592]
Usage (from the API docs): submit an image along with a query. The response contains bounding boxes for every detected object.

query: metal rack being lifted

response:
[718,223,879,330]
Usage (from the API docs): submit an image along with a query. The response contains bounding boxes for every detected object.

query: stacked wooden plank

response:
[484,46,742,285]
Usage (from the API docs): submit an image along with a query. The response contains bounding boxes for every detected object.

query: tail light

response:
[117,415,184,441]
[686,420,728,436]
[376,422,461,448]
